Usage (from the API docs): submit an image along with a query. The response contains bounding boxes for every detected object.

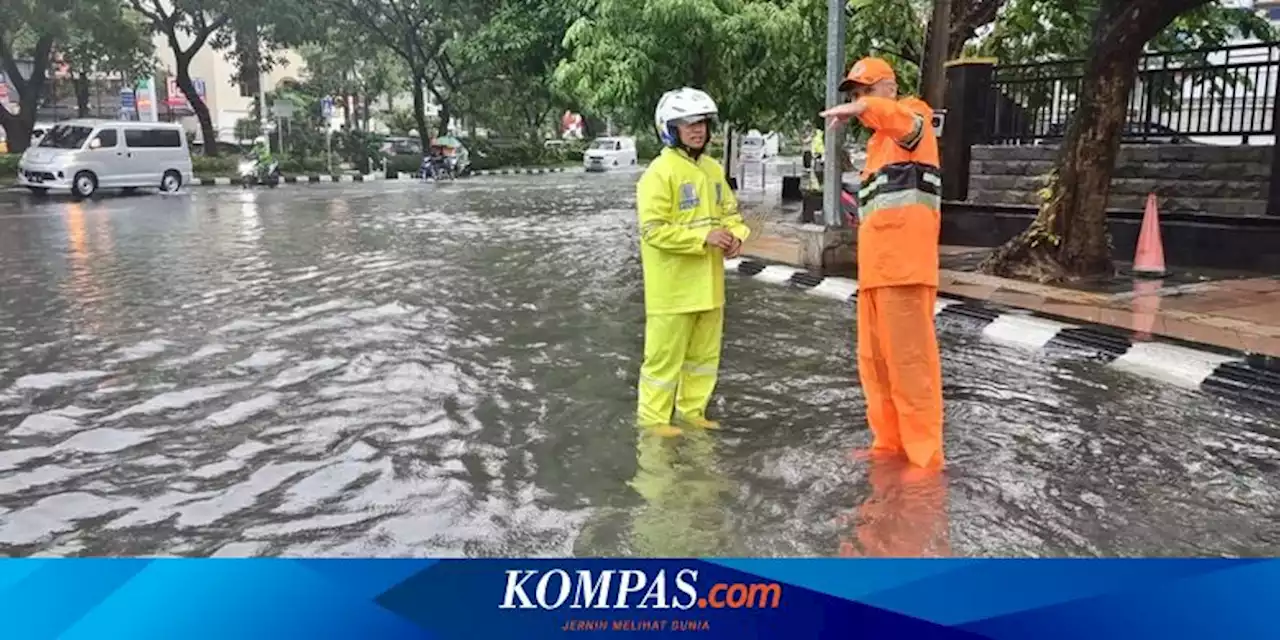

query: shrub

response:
[277,154,332,175]
[191,155,238,177]
[0,154,19,180]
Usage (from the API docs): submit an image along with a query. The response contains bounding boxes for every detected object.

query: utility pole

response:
[823,0,847,227]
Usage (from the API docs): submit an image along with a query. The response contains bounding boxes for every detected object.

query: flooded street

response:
[0,174,1277,557]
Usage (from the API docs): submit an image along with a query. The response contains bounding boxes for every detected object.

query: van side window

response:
[152,129,183,148]
[92,129,117,148]
[124,128,184,148]
[124,129,148,148]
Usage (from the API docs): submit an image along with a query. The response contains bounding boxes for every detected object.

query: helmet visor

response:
[671,113,715,127]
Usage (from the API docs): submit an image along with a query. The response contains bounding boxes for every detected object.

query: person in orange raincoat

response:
[821,57,944,470]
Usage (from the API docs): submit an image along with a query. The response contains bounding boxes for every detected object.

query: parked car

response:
[17,120,194,198]
[583,136,637,171]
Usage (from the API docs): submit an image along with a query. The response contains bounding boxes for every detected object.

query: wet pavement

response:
[0,175,1278,557]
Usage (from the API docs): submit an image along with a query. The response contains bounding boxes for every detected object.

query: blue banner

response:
[0,558,1272,639]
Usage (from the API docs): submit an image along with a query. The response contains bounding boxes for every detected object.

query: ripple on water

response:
[0,176,1276,557]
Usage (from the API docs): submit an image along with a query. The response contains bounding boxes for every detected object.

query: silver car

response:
[17,119,195,198]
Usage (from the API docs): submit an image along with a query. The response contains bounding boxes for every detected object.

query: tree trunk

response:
[411,68,430,150]
[74,74,92,118]
[979,0,1200,283]
[921,0,952,107]
[362,94,372,132]
[0,35,54,153]
[437,101,451,137]
[176,57,218,156]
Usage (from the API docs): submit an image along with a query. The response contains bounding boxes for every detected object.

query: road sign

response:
[320,96,334,118]
[271,101,295,119]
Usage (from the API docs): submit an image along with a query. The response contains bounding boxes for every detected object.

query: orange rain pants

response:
[857,285,943,468]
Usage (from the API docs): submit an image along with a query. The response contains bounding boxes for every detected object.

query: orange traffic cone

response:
[1133,194,1167,278]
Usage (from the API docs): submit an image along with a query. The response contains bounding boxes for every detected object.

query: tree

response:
[58,6,155,117]
[311,0,454,151]
[129,0,297,156]
[978,0,1265,282]
[128,0,234,155]
[0,0,76,152]
[450,0,577,139]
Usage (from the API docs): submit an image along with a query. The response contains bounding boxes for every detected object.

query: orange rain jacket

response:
[854,96,942,290]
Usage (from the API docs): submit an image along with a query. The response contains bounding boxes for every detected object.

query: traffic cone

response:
[1133,193,1167,278]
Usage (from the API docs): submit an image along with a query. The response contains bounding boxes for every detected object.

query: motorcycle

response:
[238,157,281,187]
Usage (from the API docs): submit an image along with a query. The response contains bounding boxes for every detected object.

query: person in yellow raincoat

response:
[821,58,944,469]
[635,87,751,436]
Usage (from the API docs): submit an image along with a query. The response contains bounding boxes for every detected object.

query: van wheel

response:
[160,170,182,193]
[72,171,98,199]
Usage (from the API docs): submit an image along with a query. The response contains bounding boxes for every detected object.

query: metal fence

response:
[984,42,1280,145]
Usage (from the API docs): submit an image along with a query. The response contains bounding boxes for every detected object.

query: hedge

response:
[0,154,19,182]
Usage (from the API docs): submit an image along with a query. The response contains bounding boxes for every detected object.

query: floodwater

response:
[0,175,1277,558]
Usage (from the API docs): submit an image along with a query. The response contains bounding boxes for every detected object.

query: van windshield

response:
[590,140,619,150]
[38,125,94,149]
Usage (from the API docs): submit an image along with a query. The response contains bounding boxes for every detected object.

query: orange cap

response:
[839,57,896,92]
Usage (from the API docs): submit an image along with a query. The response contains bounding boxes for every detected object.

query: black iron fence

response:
[984,42,1280,145]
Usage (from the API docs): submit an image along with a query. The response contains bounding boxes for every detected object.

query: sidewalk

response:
[935,246,1280,358]
[737,216,1280,358]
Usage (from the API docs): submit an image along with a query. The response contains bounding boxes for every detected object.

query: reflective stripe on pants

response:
[637,308,724,426]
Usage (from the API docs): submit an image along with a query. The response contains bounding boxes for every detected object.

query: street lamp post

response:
[823,0,847,227]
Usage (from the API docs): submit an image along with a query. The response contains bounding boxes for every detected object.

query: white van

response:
[17,120,194,198]
[583,136,637,171]
[739,130,779,162]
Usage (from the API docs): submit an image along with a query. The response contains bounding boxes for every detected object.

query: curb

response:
[193,167,570,187]
[726,258,1280,407]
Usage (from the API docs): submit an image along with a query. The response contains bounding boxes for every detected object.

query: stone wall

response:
[965,145,1272,217]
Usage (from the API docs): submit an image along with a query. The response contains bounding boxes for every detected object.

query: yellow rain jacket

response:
[635,147,751,315]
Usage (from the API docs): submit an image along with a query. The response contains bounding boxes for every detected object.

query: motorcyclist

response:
[251,136,272,166]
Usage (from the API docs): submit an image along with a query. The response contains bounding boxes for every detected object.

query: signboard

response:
[320,96,334,118]
[136,78,156,122]
[270,101,295,119]
[165,77,206,108]
[120,88,136,120]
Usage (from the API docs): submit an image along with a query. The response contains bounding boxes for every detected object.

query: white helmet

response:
[654,88,718,147]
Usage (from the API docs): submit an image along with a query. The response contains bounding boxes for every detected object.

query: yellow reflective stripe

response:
[682,363,717,376]
[859,175,888,200]
[640,375,677,391]
[858,189,941,221]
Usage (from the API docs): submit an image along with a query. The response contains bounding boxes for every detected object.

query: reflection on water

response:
[0,177,1277,557]
[839,457,950,558]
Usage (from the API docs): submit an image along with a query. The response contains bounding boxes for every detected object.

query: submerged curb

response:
[726,258,1280,407]
[193,167,570,187]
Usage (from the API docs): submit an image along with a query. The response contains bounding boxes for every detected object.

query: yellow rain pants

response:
[638,308,724,426]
